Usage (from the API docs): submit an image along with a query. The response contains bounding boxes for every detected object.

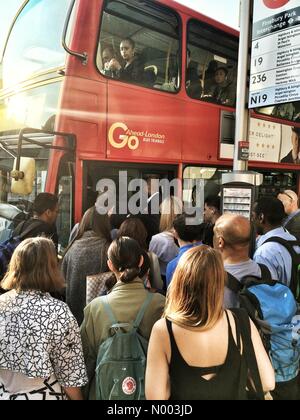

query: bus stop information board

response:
[249,0,300,108]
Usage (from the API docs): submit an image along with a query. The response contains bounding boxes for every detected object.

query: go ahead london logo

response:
[263,0,290,8]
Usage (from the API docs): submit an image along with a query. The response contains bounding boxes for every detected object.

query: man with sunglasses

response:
[278,190,300,241]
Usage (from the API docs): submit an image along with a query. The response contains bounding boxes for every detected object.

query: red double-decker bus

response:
[0,0,299,250]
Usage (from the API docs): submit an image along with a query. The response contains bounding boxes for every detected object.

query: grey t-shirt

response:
[224,259,261,308]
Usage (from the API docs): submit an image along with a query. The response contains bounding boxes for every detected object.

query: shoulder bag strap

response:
[230,308,264,400]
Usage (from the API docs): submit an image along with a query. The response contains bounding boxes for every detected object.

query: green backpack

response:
[95,293,154,400]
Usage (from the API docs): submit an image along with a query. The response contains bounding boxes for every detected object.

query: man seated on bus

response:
[106,38,145,84]
[206,66,235,107]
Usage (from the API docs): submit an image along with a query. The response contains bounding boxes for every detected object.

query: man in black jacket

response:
[13,193,59,249]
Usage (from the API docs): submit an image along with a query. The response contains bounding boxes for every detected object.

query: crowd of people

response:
[1,187,300,400]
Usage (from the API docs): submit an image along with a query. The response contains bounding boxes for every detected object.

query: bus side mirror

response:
[11,157,35,195]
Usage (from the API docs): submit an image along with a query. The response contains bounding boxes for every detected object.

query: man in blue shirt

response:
[166,214,204,287]
[252,197,300,287]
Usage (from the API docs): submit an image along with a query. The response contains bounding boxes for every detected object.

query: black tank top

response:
[166,311,248,400]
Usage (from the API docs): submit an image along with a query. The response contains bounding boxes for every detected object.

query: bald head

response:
[278,190,299,215]
[214,214,251,248]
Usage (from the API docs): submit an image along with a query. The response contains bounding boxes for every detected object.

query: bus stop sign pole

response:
[234,0,251,171]
[221,0,263,220]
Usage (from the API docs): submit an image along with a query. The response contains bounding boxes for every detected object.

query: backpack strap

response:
[18,219,48,240]
[257,263,272,282]
[133,293,154,330]
[263,236,300,256]
[226,272,242,293]
[230,308,264,400]
[102,295,118,325]
[227,263,274,293]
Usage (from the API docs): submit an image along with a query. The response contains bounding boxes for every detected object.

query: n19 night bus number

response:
[250,93,268,106]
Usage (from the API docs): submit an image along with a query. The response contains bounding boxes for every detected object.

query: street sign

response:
[238,141,250,160]
[249,0,300,108]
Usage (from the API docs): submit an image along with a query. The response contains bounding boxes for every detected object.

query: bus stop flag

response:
[249,0,300,108]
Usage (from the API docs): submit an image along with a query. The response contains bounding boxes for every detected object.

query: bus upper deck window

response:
[98,0,180,93]
[187,20,238,107]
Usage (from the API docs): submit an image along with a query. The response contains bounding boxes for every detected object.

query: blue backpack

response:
[227,266,300,383]
[0,220,44,279]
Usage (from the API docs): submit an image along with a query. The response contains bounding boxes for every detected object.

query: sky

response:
[175,0,240,29]
[0,0,240,59]
[0,0,23,59]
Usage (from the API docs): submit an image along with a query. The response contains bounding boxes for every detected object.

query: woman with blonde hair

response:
[149,196,182,288]
[0,237,87,400]
[145,245,275,400]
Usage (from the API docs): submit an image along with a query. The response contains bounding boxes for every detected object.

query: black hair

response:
[205,195,221,211]
[173,214,205,243]
[254,197,285,226]
[215,66,228,76]
[207,60,218,73]
[102,45,115,56]
[108,237,143,283]
[33,193,58,215]
[121,38,135,49]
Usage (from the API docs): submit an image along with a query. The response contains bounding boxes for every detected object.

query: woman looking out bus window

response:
[107,38,145,83]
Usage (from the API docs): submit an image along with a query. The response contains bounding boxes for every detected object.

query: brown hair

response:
[64,206,111,255]
[164,245,225,330]
[118,217,147,250]
[159,196,182,232]
[1,237,65,292]
[108,237,143,283]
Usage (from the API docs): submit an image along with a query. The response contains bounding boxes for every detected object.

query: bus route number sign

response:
[249,0,300,108]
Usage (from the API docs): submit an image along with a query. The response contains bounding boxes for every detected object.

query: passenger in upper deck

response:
[100,46,118,78]
[186,48,202,99]
[205,66,236,107]
[106,38,145,84]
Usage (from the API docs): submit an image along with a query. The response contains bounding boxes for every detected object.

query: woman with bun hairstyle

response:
[80,237,165,400]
